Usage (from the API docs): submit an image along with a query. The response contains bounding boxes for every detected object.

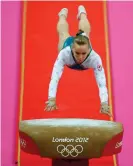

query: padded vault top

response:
[19,118,123,159]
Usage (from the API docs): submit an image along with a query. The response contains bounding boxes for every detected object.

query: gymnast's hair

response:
[73,30,90,48]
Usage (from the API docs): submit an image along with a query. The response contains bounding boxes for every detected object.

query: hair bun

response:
[76,29,85,36]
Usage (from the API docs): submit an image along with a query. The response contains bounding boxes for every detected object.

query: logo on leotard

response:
[97,64,102,71]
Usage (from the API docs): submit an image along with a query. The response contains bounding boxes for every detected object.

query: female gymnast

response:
[45,5,112,117]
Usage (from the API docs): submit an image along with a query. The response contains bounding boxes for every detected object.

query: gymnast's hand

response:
[100,102,112,117]
[45,98,58,111]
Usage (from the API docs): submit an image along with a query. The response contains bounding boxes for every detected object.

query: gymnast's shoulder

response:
[58,46,72,58]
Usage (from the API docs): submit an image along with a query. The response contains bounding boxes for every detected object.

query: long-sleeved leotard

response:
[48,46,108,104]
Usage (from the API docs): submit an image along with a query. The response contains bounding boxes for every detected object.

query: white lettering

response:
[52,137,74,142]
[115,141,122,148]
[75,137,89,143]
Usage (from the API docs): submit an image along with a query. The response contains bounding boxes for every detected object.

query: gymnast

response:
[45,5,112,117]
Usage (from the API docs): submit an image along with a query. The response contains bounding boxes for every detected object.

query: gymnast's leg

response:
[57,8,70,52]
[78,5,91,37]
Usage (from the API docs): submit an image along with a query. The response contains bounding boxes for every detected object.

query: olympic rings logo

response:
[20,138,26,148]
[57,145,83,157]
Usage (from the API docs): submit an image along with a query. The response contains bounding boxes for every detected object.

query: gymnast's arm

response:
[45,50,65,111]
[93,55,111,116]
[93,55,108,104]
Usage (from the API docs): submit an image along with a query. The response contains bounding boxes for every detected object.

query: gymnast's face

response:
[72,43,90,64]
